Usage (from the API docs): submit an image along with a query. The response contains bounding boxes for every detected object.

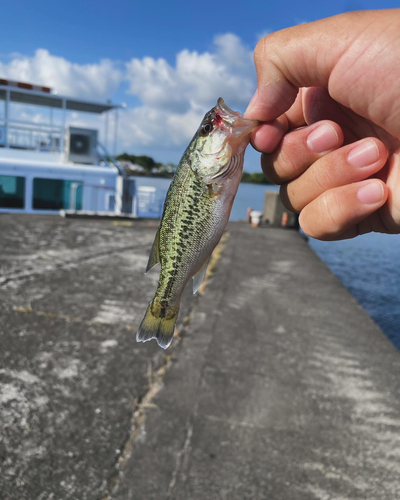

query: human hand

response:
[245,10,400,240]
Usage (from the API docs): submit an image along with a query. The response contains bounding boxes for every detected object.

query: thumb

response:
[245,10,400,128]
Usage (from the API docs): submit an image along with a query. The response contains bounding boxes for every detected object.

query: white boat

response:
[0,79,163,218]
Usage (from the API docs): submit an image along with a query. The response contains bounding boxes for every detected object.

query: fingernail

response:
[348,140,379,168]
[357,181,384,205]
[307,124,339,153]
[245,89,259,115]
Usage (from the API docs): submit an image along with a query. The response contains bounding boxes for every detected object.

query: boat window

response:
[0,175,25,208]
[33,178,83,210]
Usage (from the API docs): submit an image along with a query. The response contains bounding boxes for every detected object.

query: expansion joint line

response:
[100,305,195,499]
[101,232,229,499]
[167,232,230,498]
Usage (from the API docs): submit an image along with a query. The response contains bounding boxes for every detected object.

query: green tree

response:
[241,171,271,184]
[116,153,158,174]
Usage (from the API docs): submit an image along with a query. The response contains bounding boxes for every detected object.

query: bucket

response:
[250,210,262,227]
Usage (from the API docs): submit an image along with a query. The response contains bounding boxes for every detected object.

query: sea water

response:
[309,234,400,349]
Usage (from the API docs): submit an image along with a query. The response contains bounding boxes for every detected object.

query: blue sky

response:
[0,0,399,169]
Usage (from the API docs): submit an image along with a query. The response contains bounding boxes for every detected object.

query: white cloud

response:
[0,34,257,158]
[117,106,204,150]
[122,33,256,150]
[0,49,122,100]
[125,33,255,112]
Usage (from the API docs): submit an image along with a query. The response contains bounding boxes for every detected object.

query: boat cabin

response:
[0,79,139,216]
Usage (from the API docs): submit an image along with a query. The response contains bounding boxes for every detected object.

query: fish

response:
[136,98,260,349]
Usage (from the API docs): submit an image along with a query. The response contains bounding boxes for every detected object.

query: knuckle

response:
[254,31,281,65]
[279,184,297,212]
[320,190,341,234]
[254,37,267,65]
[312,161,331,192]
[275,144,301,180]
[300,189,344,240]
[274,129,314,180]
[261,154,282,184]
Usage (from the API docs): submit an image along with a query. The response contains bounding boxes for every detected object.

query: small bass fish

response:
[137,98,259,349]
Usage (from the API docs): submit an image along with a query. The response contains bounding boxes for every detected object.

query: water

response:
[134,176,399,348]
[309,234,400,349]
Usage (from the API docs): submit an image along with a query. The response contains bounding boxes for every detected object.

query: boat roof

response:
[0,84,120,114]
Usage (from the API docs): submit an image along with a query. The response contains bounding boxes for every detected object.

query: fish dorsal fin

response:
[145,228,161,273]
[192,256,211,294]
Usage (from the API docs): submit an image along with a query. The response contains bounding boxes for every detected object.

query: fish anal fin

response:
[145,228,161,273]
[192,256,211,294]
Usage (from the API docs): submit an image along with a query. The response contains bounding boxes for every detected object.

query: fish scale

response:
[158,166,215,299]
[136,98,260,349]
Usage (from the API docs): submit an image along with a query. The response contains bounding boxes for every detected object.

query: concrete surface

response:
[1,215,399,500]
[0,215,194,499]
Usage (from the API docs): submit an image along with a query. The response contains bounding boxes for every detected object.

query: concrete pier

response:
[0,215,399,499]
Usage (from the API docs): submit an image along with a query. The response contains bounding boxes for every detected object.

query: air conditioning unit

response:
[66,127,98,164]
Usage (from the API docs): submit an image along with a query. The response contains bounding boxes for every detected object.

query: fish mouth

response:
[214,97,260,139]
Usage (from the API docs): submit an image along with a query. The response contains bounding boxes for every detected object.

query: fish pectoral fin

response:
[192,256,211,294]
[145,228,161,273]
[193,186,207,205]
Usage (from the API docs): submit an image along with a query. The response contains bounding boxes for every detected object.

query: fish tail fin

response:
[136,300,179,350]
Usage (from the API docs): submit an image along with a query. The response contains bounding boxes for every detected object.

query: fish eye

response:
[200,122,213,136]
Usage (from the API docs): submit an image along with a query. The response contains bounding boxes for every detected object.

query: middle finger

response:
[281,137,388,213]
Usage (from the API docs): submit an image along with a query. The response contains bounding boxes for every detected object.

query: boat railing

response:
[0,118,62,151]
[135,186,165,218]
